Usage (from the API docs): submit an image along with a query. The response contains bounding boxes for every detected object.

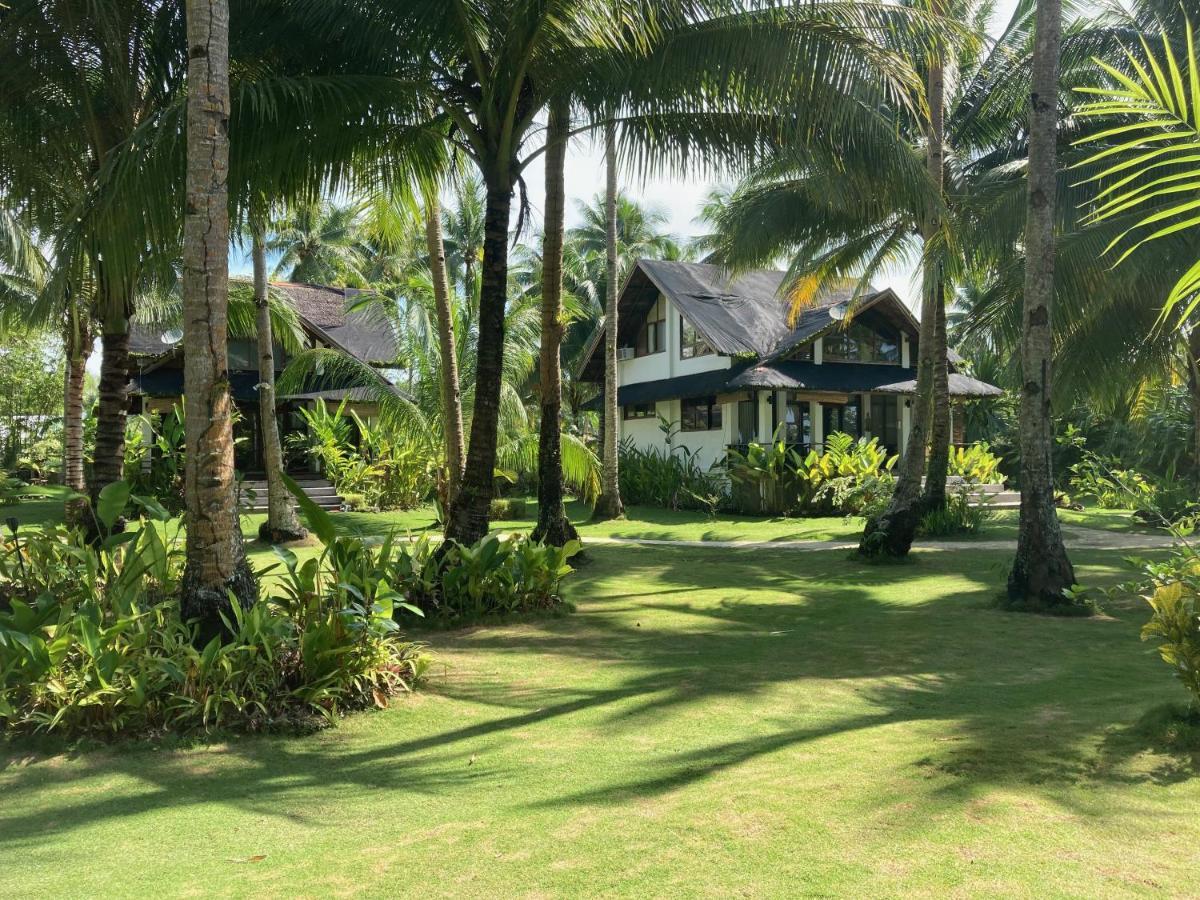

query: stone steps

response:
[237,476,343,513]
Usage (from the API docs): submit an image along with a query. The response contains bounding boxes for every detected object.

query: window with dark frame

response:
[635,298,666,357]
[679,316,714,359]
[623,401,657,420]
[823,322,900,364]
[681,396,722,431]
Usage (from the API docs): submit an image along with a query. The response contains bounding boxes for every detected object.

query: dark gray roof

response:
[727,360,1002,398]
[873,372,1003,398]
[577,259,910,380]
[276,284,400,365]
[637,259,866,357]
[128,283,399,367]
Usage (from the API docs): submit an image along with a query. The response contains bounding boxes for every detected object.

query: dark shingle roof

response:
[636,259,865,358]
[727,361,1003,398]
[128,283,400,367]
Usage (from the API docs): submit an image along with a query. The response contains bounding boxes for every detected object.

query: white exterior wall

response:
[614,290,917,467]
[616,293,732,471]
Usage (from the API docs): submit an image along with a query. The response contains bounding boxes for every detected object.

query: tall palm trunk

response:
[62,312,90,524]
[592,120,624,521]
[253,226,305,544]
[423,188,465,508]
[859,34,945,556]
[443,175,513,546]
[923,278,951,508]
[533,97,580,546]
[91,311,130,499]
[180,0,256,631]
[1007,0,1075,608]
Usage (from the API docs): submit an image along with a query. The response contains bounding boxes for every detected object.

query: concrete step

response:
[970,490,1020,509]
[237,476,343,513]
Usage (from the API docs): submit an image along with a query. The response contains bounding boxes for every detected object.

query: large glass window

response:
[823,400,862,438]
[823,322,900,364]
[735,399,758,445]
[635,298,666,357]
[870,394,900,454]
[784,397,812,447]
[680,316,714,359]
[681,396,722,431]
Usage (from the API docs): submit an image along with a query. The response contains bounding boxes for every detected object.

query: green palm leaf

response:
[1074,18,1200,322]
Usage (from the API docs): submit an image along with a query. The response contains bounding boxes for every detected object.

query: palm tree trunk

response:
[1007,0,1075,609]
[592,120,624,521]
[859,33,946,556]
[443,177,513,546]
[533,97,580,546]
[923,280,951,508]
[91,319,129,498]
[253,227,305,544]
[180,0,256,632]
[62,314,90,524]
[423,188,465,508]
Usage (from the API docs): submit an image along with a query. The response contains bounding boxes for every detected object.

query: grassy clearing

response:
[2,540,1197,896]
[5,487,1153,549]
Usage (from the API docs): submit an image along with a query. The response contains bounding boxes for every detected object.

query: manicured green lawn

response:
[2,540,1197,896]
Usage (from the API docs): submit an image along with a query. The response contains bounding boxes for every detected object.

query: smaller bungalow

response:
[128,283,399,474]
[579,259,1002,470]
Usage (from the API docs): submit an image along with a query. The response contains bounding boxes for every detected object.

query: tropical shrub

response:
[1118,545,1200,708]
[0,483,426,739]
[288,400,434,511]
[1068,450,1153,510]
[489,497,529,519]
[947,442,1005,484]
[124,405,187,513]
[618,422,726,512]
[284,474,579,624]
[388,532,580,623]
[919,488,990,537]
[727,431,897,517]
[1142,579,1200,707]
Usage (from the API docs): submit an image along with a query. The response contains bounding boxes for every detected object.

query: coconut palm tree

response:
[1005,0,1075,608]
[267,199,370,285]
[532,97,581,544]
[179,0,257,628]
[593,123,626,522]
[0,0,188,508]
[250,214,306,544]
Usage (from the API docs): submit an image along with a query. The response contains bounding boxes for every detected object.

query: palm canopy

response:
[1072,14,1200,322]
[266,199,371,285]
[700,0,1115,316]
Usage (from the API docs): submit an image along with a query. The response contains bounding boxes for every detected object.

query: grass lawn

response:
[3,539,1198,896]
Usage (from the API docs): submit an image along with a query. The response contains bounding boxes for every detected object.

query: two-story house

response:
[579,259,1002,470]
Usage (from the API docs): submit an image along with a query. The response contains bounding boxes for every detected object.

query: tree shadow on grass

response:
[0,545,1181,849]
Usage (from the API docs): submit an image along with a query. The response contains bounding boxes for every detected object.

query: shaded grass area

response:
[6,488,1154,549]
[2,543,1197,896]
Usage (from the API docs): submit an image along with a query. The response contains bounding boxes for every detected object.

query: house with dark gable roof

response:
[579,259,1002,470]
[128,283,399,474]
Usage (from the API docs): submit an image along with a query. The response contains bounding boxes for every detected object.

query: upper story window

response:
[823,322,900,364]
[681,396,722,431]
[635,297,666,357]
[623,401,657,420]
[680,316,714,359]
